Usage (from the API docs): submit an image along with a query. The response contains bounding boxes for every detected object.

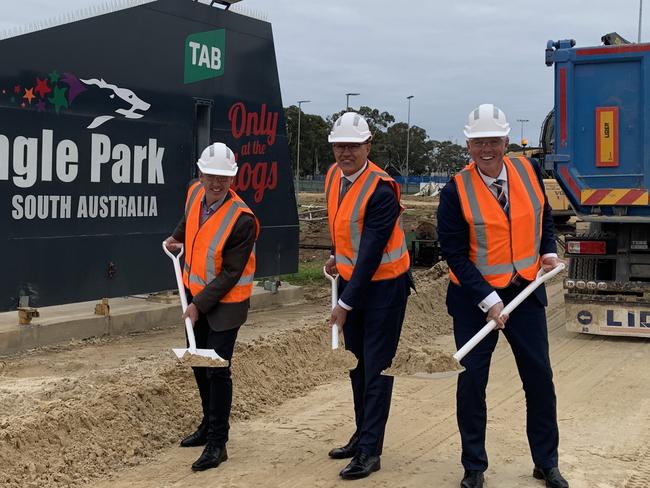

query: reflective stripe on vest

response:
[325,161,410,281]
[451,157,543,287]
[185,182,203,218]
[182,186,259,302]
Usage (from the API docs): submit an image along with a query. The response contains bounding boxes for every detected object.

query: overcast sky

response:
[1,0,646,143]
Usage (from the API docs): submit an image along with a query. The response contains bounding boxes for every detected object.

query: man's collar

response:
[475,161,507,185]
[202,192,228,212]
[340,161,368,183]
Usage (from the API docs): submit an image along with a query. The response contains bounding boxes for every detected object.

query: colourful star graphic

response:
[34,77,51,98]
[49,70,60,84]
[23,88,35,104]
[61,73,87,104]
[36,100,46,112]
[14,85,20,94]
[21,102,26,108]
[47,86,68,114]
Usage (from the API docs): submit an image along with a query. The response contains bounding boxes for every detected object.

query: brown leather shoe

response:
[328,434,359,459]
[533,467,569,488]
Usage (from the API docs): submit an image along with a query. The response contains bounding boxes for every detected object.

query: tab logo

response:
[184,29,225,84]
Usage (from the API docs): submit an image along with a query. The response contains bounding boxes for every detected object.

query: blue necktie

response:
[492,179,509,213]
[339,178,352,204]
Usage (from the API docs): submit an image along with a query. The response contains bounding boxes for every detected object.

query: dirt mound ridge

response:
[0,265,453,488]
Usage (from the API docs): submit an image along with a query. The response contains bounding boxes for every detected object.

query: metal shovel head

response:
[172,348,229,368]
[381,349,465,380]
[408,366,466,380]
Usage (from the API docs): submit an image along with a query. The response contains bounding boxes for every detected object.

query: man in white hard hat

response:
[164,142,259,472]
[437,104,568,488]
[324,112,412,480]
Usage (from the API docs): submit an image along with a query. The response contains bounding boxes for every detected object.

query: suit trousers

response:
[190,315,240,447]
[343,304,406,456]
[450,284,559,471]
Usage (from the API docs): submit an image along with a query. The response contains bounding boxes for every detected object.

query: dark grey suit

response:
[172,189,256,447]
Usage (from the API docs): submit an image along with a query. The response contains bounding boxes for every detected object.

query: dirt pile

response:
[387,261,455,376]
[0,314,356,488]
[0,262,453,488]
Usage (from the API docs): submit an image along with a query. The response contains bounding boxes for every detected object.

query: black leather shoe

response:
[180,425,207,447]
[533,467,569,488]
[328,434,359,459]
[191,444,228,471]
[460,470,484,488]
[339,452,380,480]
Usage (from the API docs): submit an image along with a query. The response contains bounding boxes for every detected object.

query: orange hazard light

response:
[595,107,619,167]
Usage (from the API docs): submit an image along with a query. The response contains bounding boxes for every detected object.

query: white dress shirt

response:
[475,163,557,312]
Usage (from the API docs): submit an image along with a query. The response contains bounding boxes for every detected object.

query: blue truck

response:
[546,35,650,338]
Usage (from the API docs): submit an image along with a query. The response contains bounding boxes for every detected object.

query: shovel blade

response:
[330,347,357,369]
[381,355,465,380]
[381,366,465,380]
[171,348,229,368]
[411,367,466,380]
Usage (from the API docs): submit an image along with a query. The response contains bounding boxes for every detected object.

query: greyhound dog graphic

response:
[80,78,151,129]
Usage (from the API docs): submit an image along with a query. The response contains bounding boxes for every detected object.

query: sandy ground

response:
[2,262,650,488]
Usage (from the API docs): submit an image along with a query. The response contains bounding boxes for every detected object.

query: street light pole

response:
[296,100,311,193]
[516,118,529,146]
[637,0,643,44]
[345,92,360,110]
[405,95,414,194]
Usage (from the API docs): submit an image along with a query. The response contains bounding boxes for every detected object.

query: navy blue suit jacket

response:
[336,181,412,310]
[437,158,556,313]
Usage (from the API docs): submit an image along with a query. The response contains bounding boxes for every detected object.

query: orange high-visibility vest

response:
[450,156,545,288]
[325,161,410,281]
[182,183,259,302]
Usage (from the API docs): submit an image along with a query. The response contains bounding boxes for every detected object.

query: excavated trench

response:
[0,264,453,488]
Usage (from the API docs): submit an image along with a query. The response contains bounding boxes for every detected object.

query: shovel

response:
[386,263,566,379]
[323,267,341,350]
[162,242,228,368]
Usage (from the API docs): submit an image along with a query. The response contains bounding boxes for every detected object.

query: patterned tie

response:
[339,177,352,204]
[492,179,509,213]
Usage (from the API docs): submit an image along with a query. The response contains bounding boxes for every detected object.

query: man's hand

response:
[164,236,182,251]
[182,302,199,326]
[541,255,563,273]
[487,301,508,329]
[325,255,338,276]
[330,304,348,331]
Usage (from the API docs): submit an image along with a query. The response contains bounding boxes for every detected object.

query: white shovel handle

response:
[453,263,565,363]
[323,266,340,350]
[162,242,198,351]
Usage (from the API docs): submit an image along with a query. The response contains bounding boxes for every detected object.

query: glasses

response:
[332,143,367,152]
[201,174,231,183]
[469,139,505,149]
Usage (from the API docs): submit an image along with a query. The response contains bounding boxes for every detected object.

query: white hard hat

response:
[328,112,372,143]
[196,142,238,176]
[463,104,511,139]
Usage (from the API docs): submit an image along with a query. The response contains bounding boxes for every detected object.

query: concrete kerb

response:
[0,283,303,357]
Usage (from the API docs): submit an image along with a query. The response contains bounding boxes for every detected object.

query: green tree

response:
[432,140,470,177]
[285,106,331,177]
[379,123,434,176]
